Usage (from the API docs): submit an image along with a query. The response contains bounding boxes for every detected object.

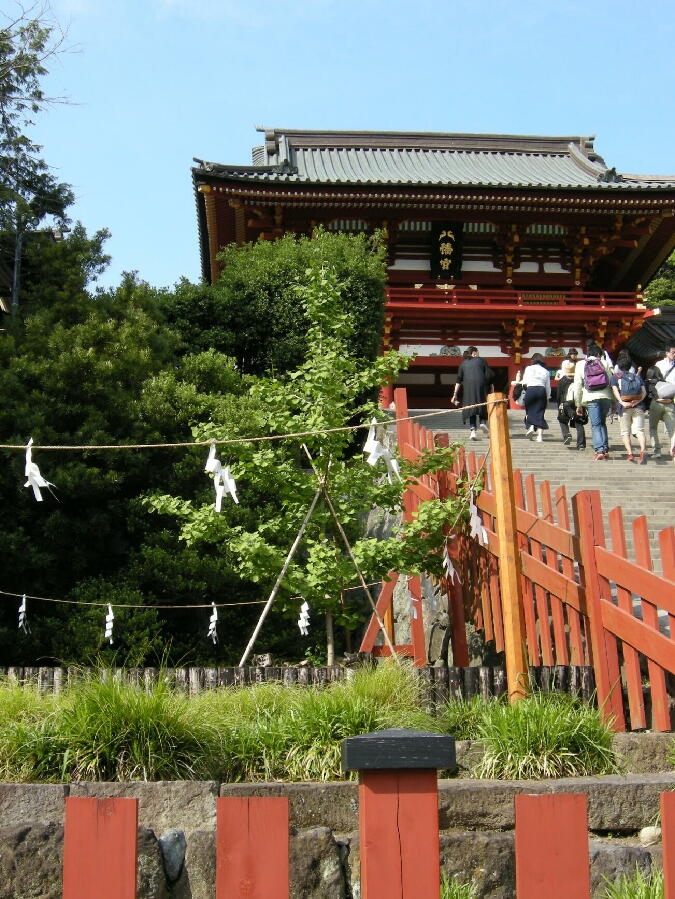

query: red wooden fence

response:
[361,388,675,732]
[62,791,674,897]
[63,797,138,898]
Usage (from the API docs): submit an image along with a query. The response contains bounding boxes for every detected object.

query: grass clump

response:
[0,661,437,783]
[444,691,619,779]
[194,660,440,782]
[0,668,619,784]
[441,872,478,898]
[600,866,663,898]
[0,681,59,781]
[1,675,221,782]
[440,695,489,740]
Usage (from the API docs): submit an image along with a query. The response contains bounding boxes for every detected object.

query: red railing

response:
[362,389,675,732]
[61,790,675,897]
[386,285,640,310]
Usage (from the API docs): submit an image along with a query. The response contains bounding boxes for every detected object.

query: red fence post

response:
[661,791,675,898]
[343,729,455,898]
[515,794,590,899]
[63,797,138,899]
[216,796,289,899]
[572,490,625,730]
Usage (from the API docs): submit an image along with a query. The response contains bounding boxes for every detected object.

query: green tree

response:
[160,229,388,374]
[149,260,466,664]
[1,6,73,317]
[0,266,267,665]
[644,250,675,308]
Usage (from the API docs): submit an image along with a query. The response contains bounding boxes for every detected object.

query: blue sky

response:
[28,0,675,290]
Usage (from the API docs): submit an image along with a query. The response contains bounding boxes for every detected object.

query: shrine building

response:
[192,128,675,407]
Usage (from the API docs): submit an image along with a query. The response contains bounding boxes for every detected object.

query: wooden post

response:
[515,794,590,898]
[661,791,675,898]
[63,797,138,899]
[216,796,289,898]
[572,490,625,730]
[487,393,529,700]
[342,729,455,898]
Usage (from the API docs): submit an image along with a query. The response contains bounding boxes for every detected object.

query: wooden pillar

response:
[380,382,395,409]
[487,393,529,700]
[515,794,590,898]
[63,797,138,899]
[342,729,456,899]
[216,796,289,898]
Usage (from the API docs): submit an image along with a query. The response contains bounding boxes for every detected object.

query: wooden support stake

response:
[239,489,321,667]
[487,393,529,700]
[302,445,400,660]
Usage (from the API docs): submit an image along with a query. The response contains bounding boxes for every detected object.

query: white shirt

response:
[656,356,675,384]
[522,364,551,394]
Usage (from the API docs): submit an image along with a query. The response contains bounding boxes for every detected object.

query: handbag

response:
[512,383,525,406]
[655,380,675,400]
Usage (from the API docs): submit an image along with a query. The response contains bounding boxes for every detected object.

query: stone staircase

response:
[411,406,675,577]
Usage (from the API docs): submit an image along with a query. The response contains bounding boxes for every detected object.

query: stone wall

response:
[0,734,673,898]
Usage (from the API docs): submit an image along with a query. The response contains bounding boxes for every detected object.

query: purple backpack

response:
[583,358,609,391]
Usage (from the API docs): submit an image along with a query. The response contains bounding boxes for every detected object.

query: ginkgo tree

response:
[147,257,472,664]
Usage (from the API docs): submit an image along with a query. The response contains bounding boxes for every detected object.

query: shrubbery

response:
[0,663,619,783]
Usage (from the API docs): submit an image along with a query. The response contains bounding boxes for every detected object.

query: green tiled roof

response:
[194,129,675,191]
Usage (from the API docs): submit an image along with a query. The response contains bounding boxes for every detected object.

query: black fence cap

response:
[341,728,456,773]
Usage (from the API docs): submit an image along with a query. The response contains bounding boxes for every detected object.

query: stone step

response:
[410,408,674,571]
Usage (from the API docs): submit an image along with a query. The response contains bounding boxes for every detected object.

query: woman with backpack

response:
[521,353,551,442]
[555,359,587,450]
[610,350,648,463]
[573,342,614,461]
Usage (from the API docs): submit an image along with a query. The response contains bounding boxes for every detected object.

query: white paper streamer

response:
[298,601,310,636]
[24,438,54,502]
[104,604,114,644]
[207,602,218,644]
[442,545,460,584]
[205,444,238,511]
[362,420,401,484]
[18,594,27,632]
[469,490,488,546]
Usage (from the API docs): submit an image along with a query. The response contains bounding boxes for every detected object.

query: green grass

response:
[193,660,441,781]
[0,661,440,782]
[600,866,663,899]
[444,691,619,779]
[441,872,478,898]
[440,695,489,740]
[0,670,619,783]
[0,675,222,781]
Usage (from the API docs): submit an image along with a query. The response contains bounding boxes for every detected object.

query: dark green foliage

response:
[160,229,388,374]
[0,264,281,665]
[644,251,675,308]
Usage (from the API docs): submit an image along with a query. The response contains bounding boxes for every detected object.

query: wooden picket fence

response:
[61,790,675,897]
[0,662,596,708]
[361,388,675,732]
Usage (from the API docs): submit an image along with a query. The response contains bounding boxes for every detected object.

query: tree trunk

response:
[326,610,335,666]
